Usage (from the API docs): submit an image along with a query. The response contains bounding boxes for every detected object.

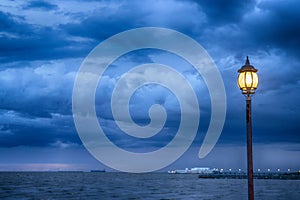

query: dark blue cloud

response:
[62,1,202,41]
[23,1,58,11]
[62,10,138,41]
[0,61,75,118]
[193,0,256,25]
[0,11,33,39]
[0,114,80,148]
[256,0,300,56]
[0,11,93,63]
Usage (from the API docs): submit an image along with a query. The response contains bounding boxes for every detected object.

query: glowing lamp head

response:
[238,56,258,94]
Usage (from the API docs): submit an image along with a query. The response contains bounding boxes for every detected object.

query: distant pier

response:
[198,172,300,180]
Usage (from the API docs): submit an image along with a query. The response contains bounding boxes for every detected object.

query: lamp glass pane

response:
[252,73,258,89]
[238,72,245,89]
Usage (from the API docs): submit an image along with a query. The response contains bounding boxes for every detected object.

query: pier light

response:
[237,56,259,200]
[257,169,260,172]
[277,169,280,172]
[267,169,270,172]
[288,169,290,172]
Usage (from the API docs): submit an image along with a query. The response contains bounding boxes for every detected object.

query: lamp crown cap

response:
[238,56,258,73]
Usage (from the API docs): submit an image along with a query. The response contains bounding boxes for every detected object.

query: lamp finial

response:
[246,56,250,65]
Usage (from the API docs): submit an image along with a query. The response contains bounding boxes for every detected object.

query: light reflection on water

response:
[0,172,299,199]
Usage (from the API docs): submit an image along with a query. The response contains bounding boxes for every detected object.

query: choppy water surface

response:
[0,172,299,199]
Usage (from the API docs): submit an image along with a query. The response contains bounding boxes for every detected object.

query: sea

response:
[0,172,299,199]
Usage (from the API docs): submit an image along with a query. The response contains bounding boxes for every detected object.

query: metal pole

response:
[246,94,254,200]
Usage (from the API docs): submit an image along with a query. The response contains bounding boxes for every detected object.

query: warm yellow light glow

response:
[237,71,258,93]
[245,72,253,87]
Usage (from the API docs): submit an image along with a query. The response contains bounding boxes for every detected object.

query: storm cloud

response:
[0,0,299,171]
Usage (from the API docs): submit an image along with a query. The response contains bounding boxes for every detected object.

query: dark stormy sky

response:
[0,0,299,172]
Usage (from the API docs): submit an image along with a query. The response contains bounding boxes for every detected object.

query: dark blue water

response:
[0,172,299,199]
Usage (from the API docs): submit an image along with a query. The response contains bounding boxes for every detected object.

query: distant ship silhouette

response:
[90,169,106,173]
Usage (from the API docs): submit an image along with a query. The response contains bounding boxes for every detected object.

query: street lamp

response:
[238,56,258,200]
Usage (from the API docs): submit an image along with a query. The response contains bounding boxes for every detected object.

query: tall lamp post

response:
[237,56,258,200]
